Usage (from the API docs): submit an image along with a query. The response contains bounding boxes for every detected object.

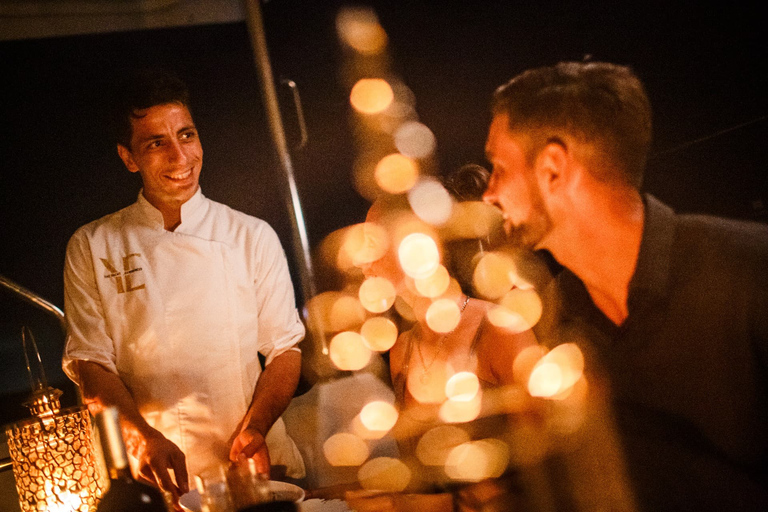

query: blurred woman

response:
[346,167,539,511]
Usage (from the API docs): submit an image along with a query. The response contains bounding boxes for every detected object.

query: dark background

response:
[1,1,766,424]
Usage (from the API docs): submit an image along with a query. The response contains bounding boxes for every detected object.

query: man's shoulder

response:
[70,203,138,240]
[675,212,768,256]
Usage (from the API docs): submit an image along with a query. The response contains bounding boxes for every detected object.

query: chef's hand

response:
[229,424,271,477]
[134,429,188,510]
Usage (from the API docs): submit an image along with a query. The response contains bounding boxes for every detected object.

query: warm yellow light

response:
[414,265,450,298]
[486,306,529,332]
[329,331,373,371]
[406,363,448,404]
[6,407,105,512]
[512,345,547,385]
[374,153,419,194]
[329,295,367,332]
[535,343,585,399]
[336,7,388,55]
[358,277,396,313]
[360,317,398,351]
[444,439,510,482]
[306,292,367,333]
[439,393,481,423]
[445,201,502,240]
[394,121,436,159]
[498,288,543,330]
[415,425,470,466]
[407,178,453,226]
[342,222,389,268]
[359,401,399,433]
[397,232,440,280]
[358,457,411,492]
[350,78,394,114]
[445,372,480,402]
[472,252,517,300]
[323,432,370,466]
[426,298,461,333]
[528,362,563,398]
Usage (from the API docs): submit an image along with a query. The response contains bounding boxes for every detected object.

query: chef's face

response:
[483,114,552,250]
[118,102,203,210]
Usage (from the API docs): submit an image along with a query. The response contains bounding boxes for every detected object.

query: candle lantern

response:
[4,327,106,511]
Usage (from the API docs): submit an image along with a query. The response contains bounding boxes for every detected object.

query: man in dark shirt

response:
[482,61,768,510]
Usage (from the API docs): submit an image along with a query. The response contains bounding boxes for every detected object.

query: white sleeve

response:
[61,228,118,382]
[252,224,305,366]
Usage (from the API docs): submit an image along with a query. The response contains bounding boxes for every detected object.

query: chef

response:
[62,69,305,508]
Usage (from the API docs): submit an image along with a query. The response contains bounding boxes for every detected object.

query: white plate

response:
[180,481,305,511]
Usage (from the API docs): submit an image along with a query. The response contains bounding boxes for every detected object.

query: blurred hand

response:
[229,425,271,477]
[133,430,188,510]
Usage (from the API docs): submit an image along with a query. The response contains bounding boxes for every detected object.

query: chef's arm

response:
[76,360,189,503]
[229,348,301,472]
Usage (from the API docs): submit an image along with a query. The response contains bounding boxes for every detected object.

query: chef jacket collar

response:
[135,187,207,232]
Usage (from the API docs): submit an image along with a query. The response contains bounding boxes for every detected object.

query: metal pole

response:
[242,0,327,352]
[0,274,66,334]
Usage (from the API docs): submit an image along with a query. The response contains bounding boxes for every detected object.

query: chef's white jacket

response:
[62,189,306,482]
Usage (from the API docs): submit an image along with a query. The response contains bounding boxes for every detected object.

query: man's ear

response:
[117,144,140,173]
[534,140,569,197]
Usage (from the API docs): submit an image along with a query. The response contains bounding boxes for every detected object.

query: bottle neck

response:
[108,466,134,481]
[95,407,133,482]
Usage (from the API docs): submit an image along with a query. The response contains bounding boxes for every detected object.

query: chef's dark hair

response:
[111,68,192,149]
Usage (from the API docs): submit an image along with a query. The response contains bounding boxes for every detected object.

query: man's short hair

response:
[492,61,652,188]
[111,68,191,149]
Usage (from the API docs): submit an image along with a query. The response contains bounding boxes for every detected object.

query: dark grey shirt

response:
[555,194,768,511]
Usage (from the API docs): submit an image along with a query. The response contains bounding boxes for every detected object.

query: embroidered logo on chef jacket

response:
[100,254,145,294]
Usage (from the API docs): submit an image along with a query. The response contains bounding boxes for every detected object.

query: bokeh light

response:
[473,252,517,300]
[360,316,399,351]
[306,291,366,333]
[444,439,510,482]
[445,371,480,402]
[374,153,419,194]
[358,457,411,492]
[512,345,547,385]
[359,401,399,432]
[529,343,585,399]
[498,288,543,330]
[528,362,563,398]
[415,425,470,466]
[350,78,394,114]
[486,306,529,332]
[445,201,502,240]
[398,232,440,279]
[394,121,437,159]
[342,222,389,268]
[407,362,449,404]
[329,294,368,332]
[408,178,454,226]
[414,264,450,298]
[323,432,370,466]
[439,394,482,423]
[329,331,373,371]
[425,298,461,333]
[336,6,388,55]
[359,277,396,313]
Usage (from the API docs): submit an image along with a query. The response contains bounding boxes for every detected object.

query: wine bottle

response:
[95,407,169,511]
